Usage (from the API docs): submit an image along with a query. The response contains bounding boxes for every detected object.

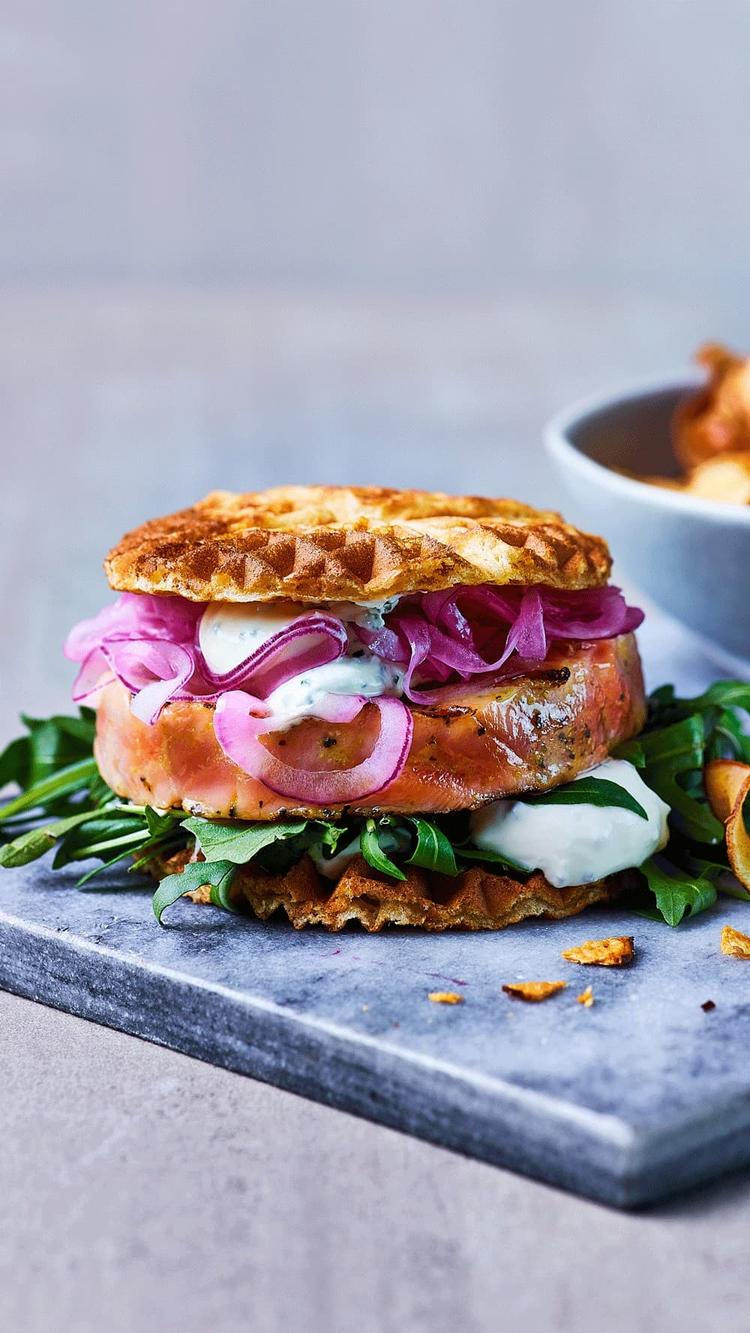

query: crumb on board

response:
[186,883,212,905]
[701,999,716,1012]
[428,991,464,1005]
[576,985,595,1008]
[502,981,567,1003]
[721,925,750,959]
[562,936,634,967]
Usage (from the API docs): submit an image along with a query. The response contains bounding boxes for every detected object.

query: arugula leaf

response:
[319,822,349,853]
[648,767,723,844]
[637,715,704,766]
[633,715,724,844]
[52,812,147,862]
[406,818,460,875]
[646,683,750,766]
[22,716,91,786]
[611,738,646,768]
[0,808,107,868]
[456,845,527,872]
[0,710,97,794]
[0,757,99,823]
[182,816,309,864]
[654,681,750,721]
[145,807,178,838]
[359,818,406,881]
[0,737,30,792]
[524,776,648,820]
[89,773,117,808]
[153,860,237,924]
[708,709,750,765]
[65,827,148,860]
[1,685,748,937]
[685,854,750,903]
[77,846,153,888]
[638,857,717,927]
[129,831,185,874]
[208,866,240,912]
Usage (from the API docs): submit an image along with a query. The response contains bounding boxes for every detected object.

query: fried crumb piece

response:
[721,925,750,959]
[576,985,595,1008]
[428,991,464,1005]
[562,936,634,967]
[186,883,212,905]
[502,981,567,1003]
[701,999,716,1012]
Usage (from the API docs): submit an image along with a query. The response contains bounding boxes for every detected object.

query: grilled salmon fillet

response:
[94,633,645,820]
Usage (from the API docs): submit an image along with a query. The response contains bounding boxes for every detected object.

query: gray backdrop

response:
[3,0,750,296]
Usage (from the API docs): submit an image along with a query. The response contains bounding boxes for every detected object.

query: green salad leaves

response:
[1,681,749,928]
[612,680,750,923]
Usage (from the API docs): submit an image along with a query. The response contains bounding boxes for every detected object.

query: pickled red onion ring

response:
[65,583,644,730]
[107,642,197,725]
[66,597,350,723]
[213,691,413,804]
[71,648,115,704]
[196,612,348,695]
[64,593,201,662]
[359,583,643,703]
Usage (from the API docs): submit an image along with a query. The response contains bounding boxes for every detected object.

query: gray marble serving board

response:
[1,859,749,1208]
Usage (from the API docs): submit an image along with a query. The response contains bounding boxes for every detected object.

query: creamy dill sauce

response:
[470,758,670,888]
[198,599,403,720]
[199,601,308,676]
[325,598,400,630]
[267,656,403,722]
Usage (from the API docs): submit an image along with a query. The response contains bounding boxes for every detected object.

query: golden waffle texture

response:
[105,485,612,603]
[165,852,627,932]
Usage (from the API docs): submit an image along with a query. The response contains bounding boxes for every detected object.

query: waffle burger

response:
[60,485,669,930]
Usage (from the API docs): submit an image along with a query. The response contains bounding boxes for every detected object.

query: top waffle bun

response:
[105,485,611,603]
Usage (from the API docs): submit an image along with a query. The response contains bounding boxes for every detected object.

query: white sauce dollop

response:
[266,655,403,723]
[325,597,400,630]
[198,599,403,722]
[309,838,361,880]
[199,601,309,676]
[470,758,670,888]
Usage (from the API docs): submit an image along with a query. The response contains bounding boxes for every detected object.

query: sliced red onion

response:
[65,583,643,732]
[501,587,547,663]
[65,595,351,725]
[197,612,348,695]
[213,691,413,804]
[359,583,643,705]
[537,586,645,639]
[71,648,115,703]
[397,658,543,706]
[71,639,199,724]
[104,641,197,725]
[65,593,201,663]
[307,694,367,725]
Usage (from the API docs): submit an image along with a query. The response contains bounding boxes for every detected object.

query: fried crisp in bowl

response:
[682,453,750,505]
[674,344,750,472]
[545,377,750,665]
[654,344,750,506]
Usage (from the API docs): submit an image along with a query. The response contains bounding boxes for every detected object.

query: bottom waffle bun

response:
[156,851,631,932]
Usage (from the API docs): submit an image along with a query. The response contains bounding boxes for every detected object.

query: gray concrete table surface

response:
[1,287,748,1333]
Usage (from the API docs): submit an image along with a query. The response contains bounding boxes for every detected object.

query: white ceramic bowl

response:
[544,377,750,667]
